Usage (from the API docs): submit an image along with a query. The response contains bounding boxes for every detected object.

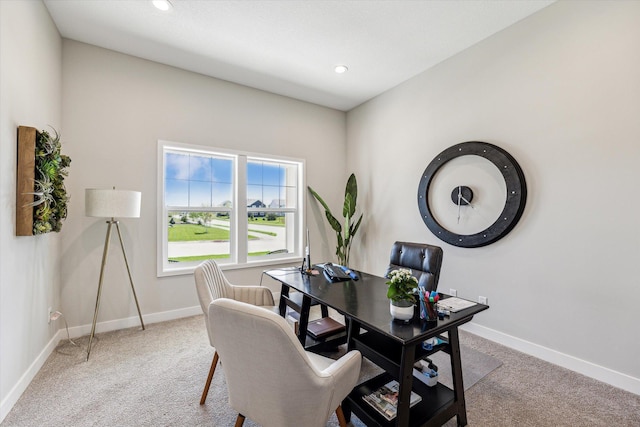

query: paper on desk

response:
[437,297,477,312]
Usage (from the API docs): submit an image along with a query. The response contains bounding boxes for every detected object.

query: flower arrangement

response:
[386,268,418,303]
[28,128,71,234]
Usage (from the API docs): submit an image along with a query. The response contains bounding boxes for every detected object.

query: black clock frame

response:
[417,141,527,248]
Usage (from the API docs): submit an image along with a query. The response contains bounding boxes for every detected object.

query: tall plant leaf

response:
[308,186,332,213]
[325,211,342,233]
[308,173,362,266]
[351,214,363,237]
[344,174,357,217]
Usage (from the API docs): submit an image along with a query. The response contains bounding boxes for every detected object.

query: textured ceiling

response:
[44,0,555,111]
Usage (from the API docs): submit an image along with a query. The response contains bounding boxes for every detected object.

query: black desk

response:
[264,267,488,427]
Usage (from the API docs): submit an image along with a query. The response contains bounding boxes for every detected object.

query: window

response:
[158,141,304,276]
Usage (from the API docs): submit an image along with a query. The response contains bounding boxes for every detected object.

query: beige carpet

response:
[2,314,639,426]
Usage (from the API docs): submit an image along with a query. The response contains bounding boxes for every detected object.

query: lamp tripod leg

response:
[87,221,113,361]
[115,222,145,331]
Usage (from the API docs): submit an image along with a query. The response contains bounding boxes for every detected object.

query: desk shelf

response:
[348,330,460,426]
[352,331,449,379]
[282,291,347,352]
[303,331,348,353]
[346,372,457,427]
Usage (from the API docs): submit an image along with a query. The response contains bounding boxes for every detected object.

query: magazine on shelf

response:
[362,380,421,421]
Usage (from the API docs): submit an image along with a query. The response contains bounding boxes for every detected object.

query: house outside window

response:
[158,140,304,276]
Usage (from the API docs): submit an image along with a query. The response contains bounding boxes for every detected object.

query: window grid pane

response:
[247,211,294,257]
[165,151,233,209]
[247,159,297,210]
[161,143,303,273]
[167,211,232,262]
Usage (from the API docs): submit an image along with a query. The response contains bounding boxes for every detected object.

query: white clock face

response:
[427,155,506,236]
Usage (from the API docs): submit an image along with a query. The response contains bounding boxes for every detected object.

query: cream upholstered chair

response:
[209,298,362,427]
[194,259,275,405]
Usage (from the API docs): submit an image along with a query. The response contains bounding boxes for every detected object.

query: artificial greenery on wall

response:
[30,128,71,234]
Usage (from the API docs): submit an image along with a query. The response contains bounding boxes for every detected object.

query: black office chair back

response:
[385,241,443,292]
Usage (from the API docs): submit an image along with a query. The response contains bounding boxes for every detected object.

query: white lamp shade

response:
[85,189,141,218]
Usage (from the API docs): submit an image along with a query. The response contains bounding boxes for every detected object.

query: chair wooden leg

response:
[335,405,348,427]
[234,414,245,427]
[199,351,219,405]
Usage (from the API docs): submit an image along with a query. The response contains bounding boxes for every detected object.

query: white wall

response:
[347,0,640,393]
[3,2,638,419]
[60,40,347,332]
[0,0,63,420]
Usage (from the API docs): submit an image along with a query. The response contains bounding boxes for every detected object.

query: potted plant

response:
[386,269,418,322]
[308,173,363,266]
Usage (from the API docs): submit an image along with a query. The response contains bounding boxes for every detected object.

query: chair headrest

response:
[385,241,443,292]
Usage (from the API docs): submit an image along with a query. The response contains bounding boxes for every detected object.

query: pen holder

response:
[419,290,440,322]
[420,301,438,321]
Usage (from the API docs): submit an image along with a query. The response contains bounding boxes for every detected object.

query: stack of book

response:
[362,380,421,421]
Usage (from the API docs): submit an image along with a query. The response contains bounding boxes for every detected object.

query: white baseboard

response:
[66,305,202,339]
[0,305,202,423]
[461,322,640,396]
[0,328,64,423]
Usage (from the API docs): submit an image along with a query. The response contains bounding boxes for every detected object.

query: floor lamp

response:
[85,188,144,361]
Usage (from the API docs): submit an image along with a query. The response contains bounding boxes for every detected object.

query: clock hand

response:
[460,194,475,209]
[457,186,462,224]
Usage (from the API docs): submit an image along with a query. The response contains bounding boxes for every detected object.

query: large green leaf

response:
[309,186,342,232]
[308,186,332,213]
[350,213,363,238]
[345,173,357,204]
[325,211,342,233]
[344,174,357,217]
[343,192,355,219]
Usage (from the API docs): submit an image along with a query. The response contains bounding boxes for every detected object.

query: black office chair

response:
[386,241,444,372]
[385,241,443,292]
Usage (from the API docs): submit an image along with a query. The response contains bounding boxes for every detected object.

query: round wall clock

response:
[417,141,527,248]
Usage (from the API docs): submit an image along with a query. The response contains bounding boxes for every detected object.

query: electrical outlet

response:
[449,289,457,297]
[478,296,488,305]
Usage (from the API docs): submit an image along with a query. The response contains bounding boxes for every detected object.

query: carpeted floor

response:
[2,314,639,426]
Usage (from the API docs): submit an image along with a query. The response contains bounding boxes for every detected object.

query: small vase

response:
[390,299,414,322]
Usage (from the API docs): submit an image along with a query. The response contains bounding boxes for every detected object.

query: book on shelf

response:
[285,310,345,339]
[306,317,345,339]
[361,380,421,421]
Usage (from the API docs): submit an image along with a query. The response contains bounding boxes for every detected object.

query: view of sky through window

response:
[165,152,233,207]
[165,152,296,208]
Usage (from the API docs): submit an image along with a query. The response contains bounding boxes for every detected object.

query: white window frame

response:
[157,140,304,276]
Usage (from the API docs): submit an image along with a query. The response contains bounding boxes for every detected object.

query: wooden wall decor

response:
[16,125,71,236]
[16,126,37,236]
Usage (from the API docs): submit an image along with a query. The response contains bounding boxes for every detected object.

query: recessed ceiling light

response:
[334,65,349,74]
[152,0,172,11]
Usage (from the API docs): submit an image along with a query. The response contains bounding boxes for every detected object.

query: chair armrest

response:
[321,350,362,410]
[232,285,275,306]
